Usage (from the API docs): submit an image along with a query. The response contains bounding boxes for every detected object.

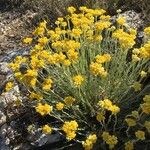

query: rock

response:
[0,110,6,126]
[0,48,30,62]
[0,85,20,108]
[112,10,144,29]
[0,62,11,75]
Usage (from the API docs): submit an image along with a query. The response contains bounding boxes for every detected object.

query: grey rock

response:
[0,110,6,126]
[0,48,30,63]
[112,10,144,29]
[0,62,10,75]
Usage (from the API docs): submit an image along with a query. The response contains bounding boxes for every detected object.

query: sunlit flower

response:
[36,103,53,116]
[56,102,64,111]
[42,125,52,134]
[62,120,78,140]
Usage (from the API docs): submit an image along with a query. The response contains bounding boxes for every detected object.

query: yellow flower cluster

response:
[5,82,14,92]
[90,53,111,77]
[35,103,53,116]
[23,37,32,44]
[9,56,27,72]
[29,92,43,100]
[90,62,107,77]
[132,41,150,59]
[135,130,145,140]
[144,26,150,36]
[141,95,150,114]
[96,111,105,122]
[124,141,134,150]
[102,132,118,149]
[98,99,120,115]
[112,29,136,49]
[42,125,52,134]
[125,118,136,127]
[140,70,147,78]
[72,75,84,87]
[95,54,111,64]
[62,120,78,140]
[56,102,64,111]
[23,69,38,87]
[132,82,142,92]
[82,134,97,150]
[116,17,126,25]
[42,78,53,91]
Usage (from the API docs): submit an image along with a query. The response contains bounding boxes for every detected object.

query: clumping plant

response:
[7,6,150,150]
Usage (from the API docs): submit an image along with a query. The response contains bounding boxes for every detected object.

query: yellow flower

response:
[30,56,45,69]
[71,28,82,38]
[125,118,136,127]
[102,132,118,149]
[39,20,47,28]
[62,120,78,140]
[73,75,84,87]
[144,121,150,133]
[135,130,145,140]
[109,105,120,115]
[35,103,53,116]
[38,37,49,45]
[67,6,76,14]
[33,27,45,35]
[42,78,53,91]
[96,111,105,122]
[112,29,135,49]
[131,111,139,119]
[23,37,32,44]
[24,69,38,77]
[42,125,52,134]
[132,54,140,62]
[63,59,71,66]
[140,71,147,78]
[67,49,78,61]
[5,82,14,92]
[143,95,150,103]
[90,62,107,77]
[95,21,111,31]
[96,54,111,64]
[56,102,64,111]
[98,99,112,110]
[141,102,150,114]
[29,92,43,100]
[132,82,142,92]
[82,134,97,150]
[124,141,134,150]
[117,17,126,25]
[144,27,150,36]
[64,96,75,106]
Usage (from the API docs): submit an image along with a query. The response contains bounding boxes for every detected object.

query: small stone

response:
[0,62,10,75]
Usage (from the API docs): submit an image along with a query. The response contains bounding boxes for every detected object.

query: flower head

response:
[42,125,52,134]
[36,103,53,116]
[56,102,64,111]
[62,120,78,140]
[135,130,145,140]
[73,75,84,86]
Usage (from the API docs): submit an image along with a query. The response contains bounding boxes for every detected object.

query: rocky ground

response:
[0,9,36,58]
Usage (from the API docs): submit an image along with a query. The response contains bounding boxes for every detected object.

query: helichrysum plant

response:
[8,6,150,150]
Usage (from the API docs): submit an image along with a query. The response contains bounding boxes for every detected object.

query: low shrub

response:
[7,6,150,149]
